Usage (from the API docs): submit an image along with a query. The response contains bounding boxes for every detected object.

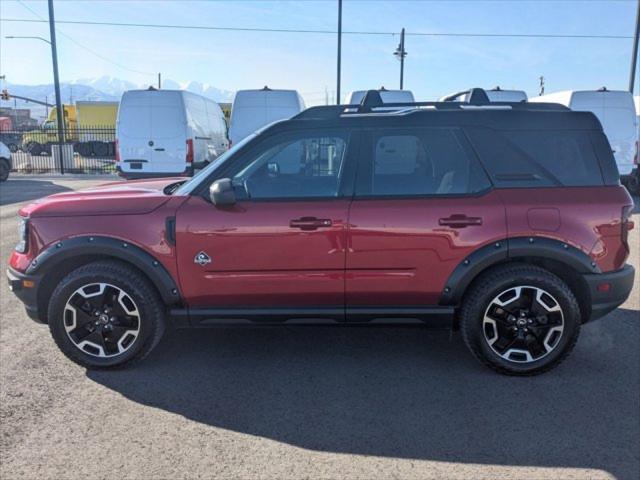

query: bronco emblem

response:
[194,251,211,266]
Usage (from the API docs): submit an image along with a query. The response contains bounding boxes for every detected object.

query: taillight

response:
[115,138,120,162]
[622,205,634,247]
[228,139,232,148]
[186,139,194,163]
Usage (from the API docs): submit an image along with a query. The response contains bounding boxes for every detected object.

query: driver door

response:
[175,129,357,315]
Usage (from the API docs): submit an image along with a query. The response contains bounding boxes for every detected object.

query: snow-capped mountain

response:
[71,76,138,97]
[70,76,234,102]
[1,76,235,120]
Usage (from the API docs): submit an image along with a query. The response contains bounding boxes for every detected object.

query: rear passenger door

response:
[346,127,507,312]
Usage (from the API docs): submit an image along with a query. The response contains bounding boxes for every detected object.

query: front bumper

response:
[6,267,43,323]
[583,264,635,321]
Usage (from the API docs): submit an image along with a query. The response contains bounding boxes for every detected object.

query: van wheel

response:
[459,264,580,376]
[47,261,166,369]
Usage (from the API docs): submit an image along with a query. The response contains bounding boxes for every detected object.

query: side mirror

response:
[209,178,236,206]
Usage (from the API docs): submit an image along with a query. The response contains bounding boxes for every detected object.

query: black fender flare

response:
[26,236,181,305]
[439,236,600,306]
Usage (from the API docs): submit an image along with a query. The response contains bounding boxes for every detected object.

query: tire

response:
[93,141,109,157]
[47,260,166,369]
[76,142,92,157]
[0,159,9,181]
[27,142,42,156]
[459,263,581,376]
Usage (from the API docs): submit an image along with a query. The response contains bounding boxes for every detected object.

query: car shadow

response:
[87,307,639,478]
[0,179,73,206]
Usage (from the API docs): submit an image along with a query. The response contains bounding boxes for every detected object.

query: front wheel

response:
[459,264,581,376]
[48,261,166,369]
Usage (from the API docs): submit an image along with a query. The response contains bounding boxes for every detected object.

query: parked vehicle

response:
[21,105,76,155]
[441,87,527,103]
[7,89,635,375]
[0,141,11,181]
[530,89,638,190]
[116,89,228,178]
[21,102,119,157]
[74,101,118,157]
[347,88,415,104]
[228,87,305,145]
[0,116,21,153]
[631,96,639,193]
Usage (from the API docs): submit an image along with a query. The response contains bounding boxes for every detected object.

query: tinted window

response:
[357,128,491,196]
[466,128,604,187]
[232,134,347,199]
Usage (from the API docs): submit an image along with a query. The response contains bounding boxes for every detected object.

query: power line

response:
[1,17,633,40]
[12,2,155,76]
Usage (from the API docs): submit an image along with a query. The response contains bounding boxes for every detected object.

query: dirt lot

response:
[1,176,638,480]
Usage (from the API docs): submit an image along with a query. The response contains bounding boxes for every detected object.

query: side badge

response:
[194,251,212,266]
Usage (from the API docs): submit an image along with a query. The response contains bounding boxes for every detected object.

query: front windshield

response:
[173,133,257,196]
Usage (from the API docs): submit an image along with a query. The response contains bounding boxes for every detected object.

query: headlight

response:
[15,217,28,253]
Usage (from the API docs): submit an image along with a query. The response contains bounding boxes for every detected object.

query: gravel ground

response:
[1,176,638,480]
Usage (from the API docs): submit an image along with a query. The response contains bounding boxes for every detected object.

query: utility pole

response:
[158,73,162,89]
[539,75,545,96]
[48,0,65,174]
[394,28,407,90]
[336,0,342,105]
[630,0,640,93]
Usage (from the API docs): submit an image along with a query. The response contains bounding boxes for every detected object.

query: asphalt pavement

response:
[1,175,638,480]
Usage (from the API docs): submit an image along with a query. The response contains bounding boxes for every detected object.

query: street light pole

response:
[336,0,342,105]
[630,0,640,93]
[394,28,407,90]
[48,0,65,174]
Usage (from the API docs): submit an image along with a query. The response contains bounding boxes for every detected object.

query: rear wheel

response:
[26,142,42,156]
[48,261,166,369]
[460,264,581,375]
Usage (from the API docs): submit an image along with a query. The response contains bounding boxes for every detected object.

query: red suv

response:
[6,90,635,375]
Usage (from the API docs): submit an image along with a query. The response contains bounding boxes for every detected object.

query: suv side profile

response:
[6,89,635,375]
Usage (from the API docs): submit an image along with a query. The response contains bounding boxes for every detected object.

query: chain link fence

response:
[1,125,117,174]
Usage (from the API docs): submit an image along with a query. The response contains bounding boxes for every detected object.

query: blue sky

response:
[0,0,637,104]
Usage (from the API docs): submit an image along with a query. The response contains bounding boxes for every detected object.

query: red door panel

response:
[346,191,507,306]
[175,196,348,307]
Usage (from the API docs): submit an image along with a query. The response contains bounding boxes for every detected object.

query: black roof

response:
[284,88,603,132]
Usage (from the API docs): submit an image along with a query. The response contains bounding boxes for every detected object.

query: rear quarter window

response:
[465,128,605,187]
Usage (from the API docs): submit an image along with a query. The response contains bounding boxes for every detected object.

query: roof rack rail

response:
[293,88,569,120]
[440,88,490,104]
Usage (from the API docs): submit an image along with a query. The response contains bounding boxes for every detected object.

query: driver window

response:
[232,134,347,199]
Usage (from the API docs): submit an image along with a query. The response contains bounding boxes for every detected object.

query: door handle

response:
[154,148,165,151]
[290,217,333,231]
[438,214,483,228]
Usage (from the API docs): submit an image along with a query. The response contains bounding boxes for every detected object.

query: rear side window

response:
[357,128,491,196]
[465,128,605,187]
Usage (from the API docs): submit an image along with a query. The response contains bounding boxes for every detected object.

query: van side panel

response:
[229,90,304,144]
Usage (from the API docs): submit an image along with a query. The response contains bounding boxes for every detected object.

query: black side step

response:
[169,306,455,328]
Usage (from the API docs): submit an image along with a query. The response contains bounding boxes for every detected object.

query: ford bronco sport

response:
[7,89,635,375]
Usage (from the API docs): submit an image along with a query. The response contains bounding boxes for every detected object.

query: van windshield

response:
[173,133,258,196]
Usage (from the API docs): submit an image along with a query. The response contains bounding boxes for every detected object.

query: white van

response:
[346,88,415,104]
[228,88,305,145]
[530,89,638,181]
[116,89,228,178]
[439,87,527,103]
